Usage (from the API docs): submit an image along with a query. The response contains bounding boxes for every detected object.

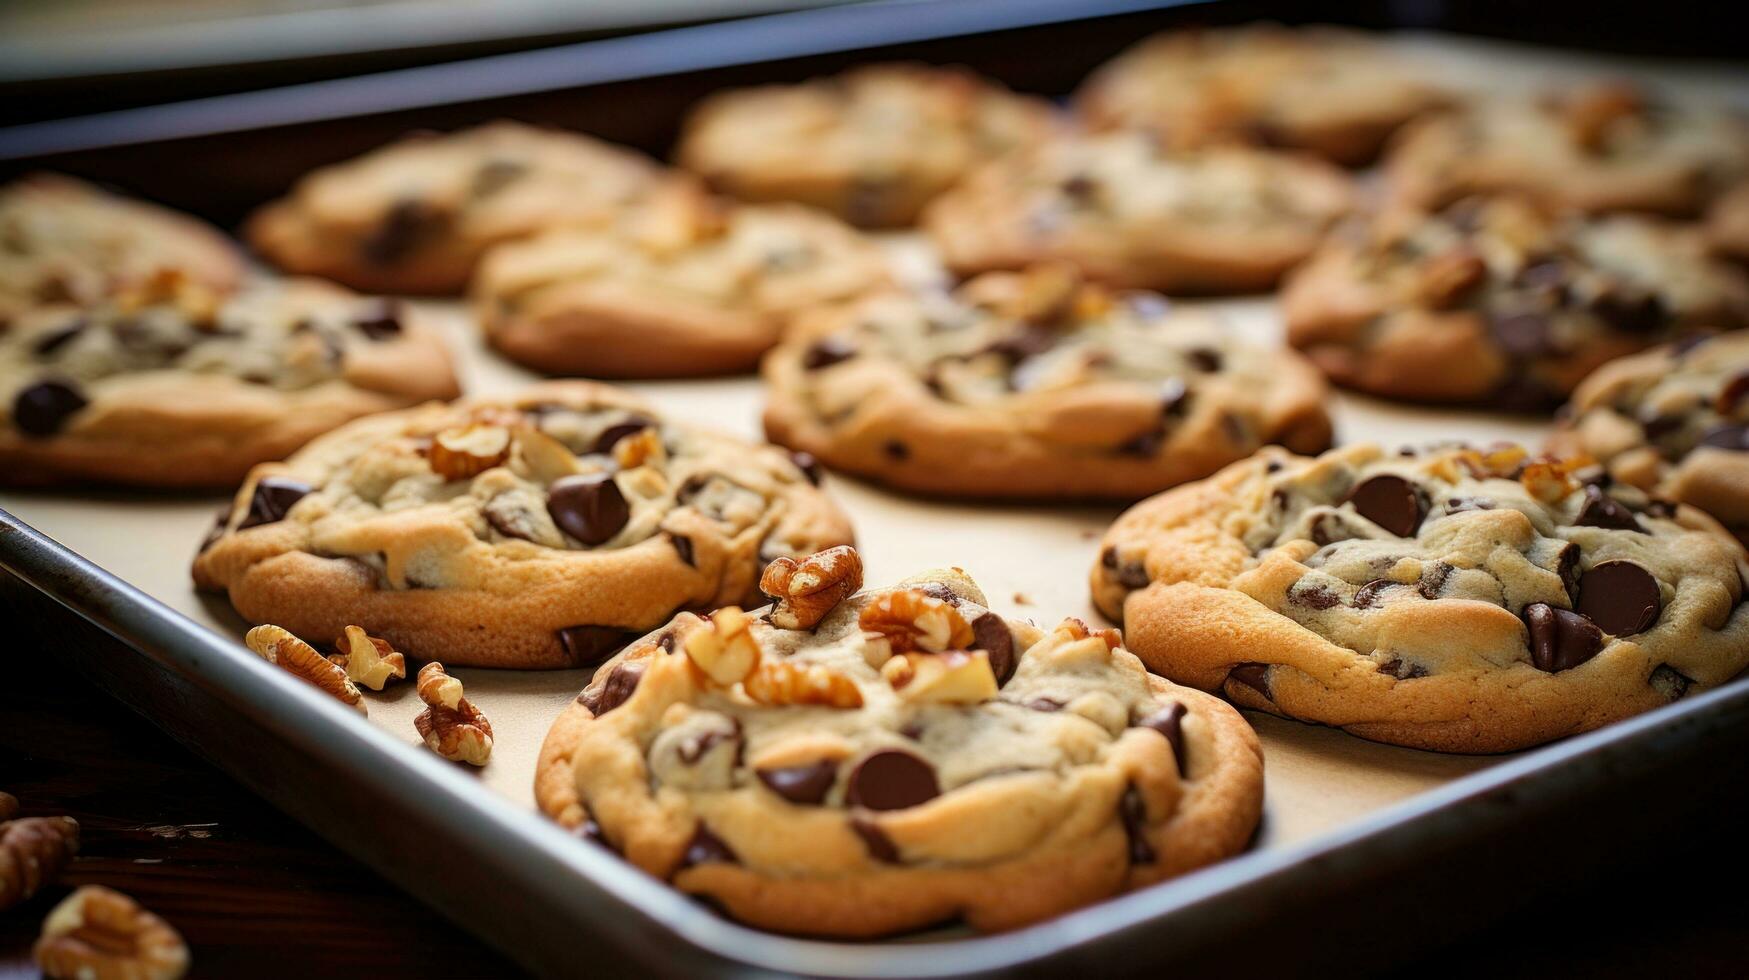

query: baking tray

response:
[4,3,1749,976]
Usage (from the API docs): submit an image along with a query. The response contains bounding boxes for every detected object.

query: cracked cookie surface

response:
[1283,195,1749,409]
[535,558,1262,937]
[1549,332,1749,543]
[1,276,459,488]
[1077,25,1446,166]
[922,130,1353,294]
[675,63,1056,228]
[474,186,888,377]
[246,121,670,295]
[763,265,1333,499]
[1092,442,1749,753]
[194,382,853,669]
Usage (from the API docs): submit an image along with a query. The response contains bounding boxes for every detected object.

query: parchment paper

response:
[2,33,1743,864]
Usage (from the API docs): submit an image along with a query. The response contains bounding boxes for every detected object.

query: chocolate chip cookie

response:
[194,382,854,669]
[474,186,888,377]
[1548,332,1749,544]
[1,173,244,320]
[675,63,1057,228]
[1,275,459,488]
[246,121,669,295]
[1092,442,1749,753]
[535,550,1262,937]
[1077,25,1446,166]
[1385,82,1749,217]
[1283,195,1749,410]
[763,264,1334,499]
[921,131,1354,294]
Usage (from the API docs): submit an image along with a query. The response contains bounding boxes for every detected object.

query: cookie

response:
[1548,332,1749,544]
[1,275,459,488]
[1385,82,1749,217]
[1091,442,1749,754]
[1,173,245,320]
[535,549,1263,937]
[921,131,1353,293]
[473,186,888,378]
[763,264,1334,499]
[1077,25,1446,166]
[246,121,669,295]
[193,382,854,669]
[1283,194,1749,410]
[674,63,1057,228]
[1707,182,1749,264]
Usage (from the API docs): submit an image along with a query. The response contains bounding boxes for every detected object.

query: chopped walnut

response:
[760,545,864,630]
[882,650,997,704]
[858,589,974,653]
[429,423,512,480]
[1,815,80,911]
[683,607,764,685]
[414,663,493,765]
[245,625,367,714]
[34,886,189,980]
[744,658,864,709]
[328,625,407,691]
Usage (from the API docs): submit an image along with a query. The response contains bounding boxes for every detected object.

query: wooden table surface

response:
[3,572,1746,979]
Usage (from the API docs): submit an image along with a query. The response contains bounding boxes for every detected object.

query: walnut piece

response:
[414,663,493,766]
[429,423,512,480]
[683,607,764,685]
[328,626,407,691]
[858,589,973,653]
[881,650,997,705]
[1058,617,1123,651]
[744,658,864,709]
[1,815,80,910]
[35,885,189,980]
[612,427,666,470]
[760,545,864,630]
[245,625,367,715]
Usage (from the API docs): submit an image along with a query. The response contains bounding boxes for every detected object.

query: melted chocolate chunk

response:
[197,508,230,554]
[1186,348,1223,372]
[351,300,404,340]
[756,761,838,805]
[11,380,88,437]
[1590,290,1666,333]
[1446,496,1496,514]
[1136,702,1187,776]
[1576,561,1662,636]
[670,534,695,567]
[882,440,910,461]
[578,660,645,716]
[32,319,85,357]
[238,476,312,529]
[1418,561,1454,600]
[790,450,823,485]
[588,417,656,455]
[1288,580,1341,610]
[1573,484,1643,532]
[678,720,742,765]
[547,473,629,545]
[556,625,633,667]
[1347,475,1426,537]
[1352,579,1400,609]
[1101,546,1151,589]
[361,198,443,266]
[1697,423,1749,452]
[970,611,1016,686]
[850,818,900,863]
[1119,785,1155,865]
[679,824,738,868]
[802,337,857,370]
[1523,603,1604,672]
[846,750,939,811]
[1228,663,1271,698]
[1553,542,1582,599]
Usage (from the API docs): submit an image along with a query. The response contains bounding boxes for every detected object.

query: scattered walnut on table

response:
[760,545,864,630]
[244,625,367,715]
[0,815,80,911]
[414,663,494,766]
[34,885,189,980]
[328,625,407,691]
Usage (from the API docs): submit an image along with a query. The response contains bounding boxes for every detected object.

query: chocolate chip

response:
[882,440,909,461]
[579,660,645,716]
[347,299,403,341]
[1288,580,1341,609]
[1352,579,1399,609]
[1116,425,1167,457]
[982,326,1057,362]
[1060,173,1097,203]
[1347,475,1426,538]
[547,473,628,545]
[1418,561,1454,600]
[1573,484,1643,532]
[1136,702,1187,776]
[1446,496,1496,514]
[1101,546,1151,589]
[1160,377,1191,417]
[679,824,737,868]
[1186,348,1222,372]
[588,417,655,455]
[1024,697,1065,712]
[32,319,85,357]
[556,625,632,667]
[1649,664,1693,700]
[361,198,442,265]
[1376,658,1429,680]
[1119,785,1155,865]
[849,817,900,863]
[802,337,857,370]
[1228,663,1271,698]
[913,582,962,606]
[756,761,838,805]
[11,380,87,437]
[1577,561,1662,636]
[1553,542,1582,598]
[1718,371,1749,415]
[1310,512,1358,546]
[970,611,1016,686]
[238,475,312,529]
[1523,602,1604,671]
[670,534,695,567]
[790,450,823,485]
[1590,290,1666,333]
[197,508,230,554]
[679,720,741,765]
[1490,312,1554,357]
[1697,423,1749,452]
[846,749,939,811]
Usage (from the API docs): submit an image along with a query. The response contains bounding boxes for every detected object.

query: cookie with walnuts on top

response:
[1092,442,1749,754]
[194,382,853,669]
[1385,82,1749,217]
[1,274,459,488]
[1076,24,1447,166]
[763,264,1334,499]
[473,185,888,378]
[246,121,671,295]
[674,62,1057,228]
[535,548,1263,937]
[1283,194,1749,410]
[922,130,1353,294]
[1549,332,1749,545]
[1,173,245,320]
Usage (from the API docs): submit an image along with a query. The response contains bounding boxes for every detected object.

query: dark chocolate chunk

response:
[1590,290,1666,333]
[679,824,738,868]
[982,325,1057,362]
[1060,173,1097,203]
[1523,602,1604,672]
[1635,409,1683,443]
[1489,311,1554,357]
[1186,347,1222,372]
[1119,784,1155,865]
[1228,662,1271,698]
[1554,542,1582,599]
[756,761,838,805]
[1697,423,1749,452]
[1649,664,1693,701]
[679,720,741,765]
[790,450,823,485]
[850,818,900,863]
[1446,496,1496,514]
[1347,474,1426,537]
[1136,702,1187,776]
[970,611,1016,686]
[589,416,655,455]
[578,660,645,716]
[1573,484,1643,532]
[1418,561,1454,600]
[11,379,87,437]
[882,439,910,461]
[556,625,632,667]
[238,475,312,529]
[802,337,857,370]
[1288,580,1341,610]
[1101,546,1151,589]
[360,198,443,266]
[547,472,629,545]
[1352,579,1400,609]
[1376,658,1429,680]
[671,534,695,567]
[197,507,230,554]
[351,299,404,340]
[1716,371,1749,415]
[846,749,939,811]
[32,319,85,357]
[1576,561,1662,636]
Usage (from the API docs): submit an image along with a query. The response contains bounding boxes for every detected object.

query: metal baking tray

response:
[4,2,1749,976]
